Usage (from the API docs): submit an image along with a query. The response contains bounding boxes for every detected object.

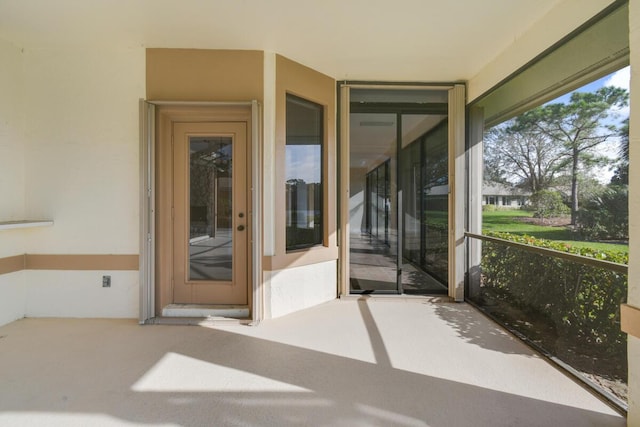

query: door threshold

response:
[340,294,453,302]
[146,316,253,326]
[162,304,250,319]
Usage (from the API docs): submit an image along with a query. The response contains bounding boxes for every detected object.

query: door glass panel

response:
[189,136,233,281]
[401,114,449,293]
[421,120,449,285]
[349,113,398,293]
[400,124,422,268]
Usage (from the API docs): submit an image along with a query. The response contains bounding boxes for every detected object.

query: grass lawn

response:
[482,209,629,255]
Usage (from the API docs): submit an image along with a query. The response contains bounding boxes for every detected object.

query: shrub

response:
[480,231,627,360]
[530,190,570,218]
[578,185,628,240]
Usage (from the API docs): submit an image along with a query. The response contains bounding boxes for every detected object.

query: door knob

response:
[237,225,245,231]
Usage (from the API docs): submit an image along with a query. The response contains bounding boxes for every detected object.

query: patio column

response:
[626,0,640,424]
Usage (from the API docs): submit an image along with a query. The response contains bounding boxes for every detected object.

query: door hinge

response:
[147,233,152,243]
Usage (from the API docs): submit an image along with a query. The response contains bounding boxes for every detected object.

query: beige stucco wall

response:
[0,47,145,321]
[23,47,144,254]
[263,260,337,319]
[0,38,26,259]
[0,38,25,227]
[146,48,264,102]
[259,54,338,318]
[0,38,27,325]
[468,0,616,102]
[627,1,640,424]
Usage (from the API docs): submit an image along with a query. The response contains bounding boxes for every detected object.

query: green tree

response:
[484,120,567,193]
[611,118,629,185]
[518,86,628,225]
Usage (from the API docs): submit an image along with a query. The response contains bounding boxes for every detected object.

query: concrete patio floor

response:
[0,298,626,427]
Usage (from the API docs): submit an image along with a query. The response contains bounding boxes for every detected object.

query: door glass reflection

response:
[189,136,233,281]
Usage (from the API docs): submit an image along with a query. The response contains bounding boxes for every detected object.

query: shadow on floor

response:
[432,302,536,356]
[0,303,625,427]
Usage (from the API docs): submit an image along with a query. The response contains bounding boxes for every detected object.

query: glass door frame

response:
[338,83,466,300]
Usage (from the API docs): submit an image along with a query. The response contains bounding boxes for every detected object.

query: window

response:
[285,94,324,251]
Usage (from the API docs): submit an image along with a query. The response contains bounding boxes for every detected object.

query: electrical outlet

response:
[102,275,111,287]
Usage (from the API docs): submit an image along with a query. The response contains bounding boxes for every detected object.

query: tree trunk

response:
[570,150,579,225]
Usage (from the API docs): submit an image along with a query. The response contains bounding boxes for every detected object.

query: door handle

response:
[237,225,245,231]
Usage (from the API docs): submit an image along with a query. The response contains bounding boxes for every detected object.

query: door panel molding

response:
[172,121,248,305]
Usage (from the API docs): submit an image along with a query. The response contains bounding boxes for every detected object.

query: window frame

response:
[285,93,325,252]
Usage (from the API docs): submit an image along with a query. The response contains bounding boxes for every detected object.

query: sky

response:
[604,66,631,92]
[286,145,321,183]
[603,66,631,117]
[553,66,630,117]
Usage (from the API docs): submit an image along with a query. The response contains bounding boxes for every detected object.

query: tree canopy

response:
[485,85,628,224]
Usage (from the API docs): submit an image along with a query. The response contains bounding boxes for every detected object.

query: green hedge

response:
[480,232,627,360]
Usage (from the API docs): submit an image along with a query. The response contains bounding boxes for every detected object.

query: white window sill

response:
[0,220,54,231]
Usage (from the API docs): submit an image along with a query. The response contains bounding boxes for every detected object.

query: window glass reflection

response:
[286,95,324,251]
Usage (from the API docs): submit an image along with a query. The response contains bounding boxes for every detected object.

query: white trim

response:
[250,100,264,325]
[448,84,466,301]
[139,99,156,324]
[338,85,351,297]
[162,304,250,319]
[262,52,277,256]
[0,220,53,230]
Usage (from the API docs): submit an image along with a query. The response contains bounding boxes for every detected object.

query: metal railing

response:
[465,232,628,274]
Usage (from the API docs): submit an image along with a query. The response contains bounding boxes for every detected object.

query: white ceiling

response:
[0,0,563,82]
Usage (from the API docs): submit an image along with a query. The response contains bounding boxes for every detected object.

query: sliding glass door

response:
[347,88,449,294]
[349,113,398,292]
[400,117,449,292]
